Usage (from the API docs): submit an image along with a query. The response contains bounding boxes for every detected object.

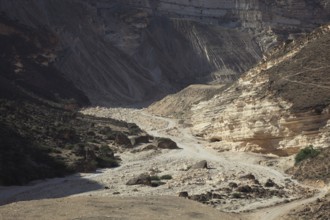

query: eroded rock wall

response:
[190,25,330,154]
[0,0,329,105]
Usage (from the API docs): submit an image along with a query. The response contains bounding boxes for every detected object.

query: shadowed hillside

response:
[1,0,329,105]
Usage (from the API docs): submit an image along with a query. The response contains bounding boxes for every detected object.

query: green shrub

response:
[232,193,241,199]
[150,181,166,187]
[295,145,320,164]
[150,175,160,181]
[160,175,172,180]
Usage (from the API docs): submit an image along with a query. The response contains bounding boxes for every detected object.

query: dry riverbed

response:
[0,107,326,220]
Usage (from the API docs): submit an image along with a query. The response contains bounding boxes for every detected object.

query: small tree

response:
[295,145,320,164]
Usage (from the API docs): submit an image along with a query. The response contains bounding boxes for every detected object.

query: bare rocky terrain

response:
[1,1,330,220]
[0,105,327,219]
[150,24,330,155]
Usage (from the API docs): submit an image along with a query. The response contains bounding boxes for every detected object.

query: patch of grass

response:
[295,145,320,164]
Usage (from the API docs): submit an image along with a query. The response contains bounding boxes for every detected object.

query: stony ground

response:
[0,107,328,220]
[79,108,323,216]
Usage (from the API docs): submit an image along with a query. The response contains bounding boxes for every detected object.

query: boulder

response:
[178,191,189,198]
[126,173,151,186]
[130,135,151,146]
[189,194,210,203]
[157,138,179,149]
[265,179,276,187]
[126,174,151,186]
[236,185,253,193]
[229,182,238,188]
[212,193,222,199]
[141,145,157,151]
[239,173,256,180]
[115,133,132,148]
[191,160,208,169]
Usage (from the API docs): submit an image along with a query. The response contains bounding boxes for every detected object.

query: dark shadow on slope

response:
[0,174,105,206]
[0,15,90,107]
[0,122,106,206]
[268,29,330,113]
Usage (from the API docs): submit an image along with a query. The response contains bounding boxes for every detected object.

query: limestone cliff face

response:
[0,0,329,105]
[189,25,330,154]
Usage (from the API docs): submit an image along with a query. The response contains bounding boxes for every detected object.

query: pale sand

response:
[0,196,244,220]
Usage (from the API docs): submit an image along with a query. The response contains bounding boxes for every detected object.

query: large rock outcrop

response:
[188,24,330,154]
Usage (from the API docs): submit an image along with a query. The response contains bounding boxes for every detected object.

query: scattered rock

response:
[178,191,189,198]
[141,144,157,151]
[126,173,151,186]
[157,138,179,149]
[239,173,256,180]
[130,135,151,146]
[209,137,222,142]
[236,185,253,193]
[115,133,132,148]
[191,160,208,169]
[113,192,120,195]
[212,193,222,199]
[265,179,276,187]
[189,194,210,203]
[229,182,238,188]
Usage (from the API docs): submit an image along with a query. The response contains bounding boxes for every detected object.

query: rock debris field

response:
[0,107,326,220]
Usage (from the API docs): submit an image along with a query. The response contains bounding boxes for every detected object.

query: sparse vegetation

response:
[160,175,173,180]
[150,181,166,187]
[0,98,141,185]
[150,175,161,181]
[295,145,320,164]
[232,193,242,199]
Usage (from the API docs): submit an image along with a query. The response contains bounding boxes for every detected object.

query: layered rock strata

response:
[1,0,329,105]
[187,25,330,154]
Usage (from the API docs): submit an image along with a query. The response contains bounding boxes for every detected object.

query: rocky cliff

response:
[188,24,330,154]
[1,0,329,105]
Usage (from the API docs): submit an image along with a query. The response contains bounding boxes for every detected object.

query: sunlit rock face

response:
[190,25,330,154]
[0,0,329,105]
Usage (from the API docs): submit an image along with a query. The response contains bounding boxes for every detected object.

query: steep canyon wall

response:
[0,0,329,105]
